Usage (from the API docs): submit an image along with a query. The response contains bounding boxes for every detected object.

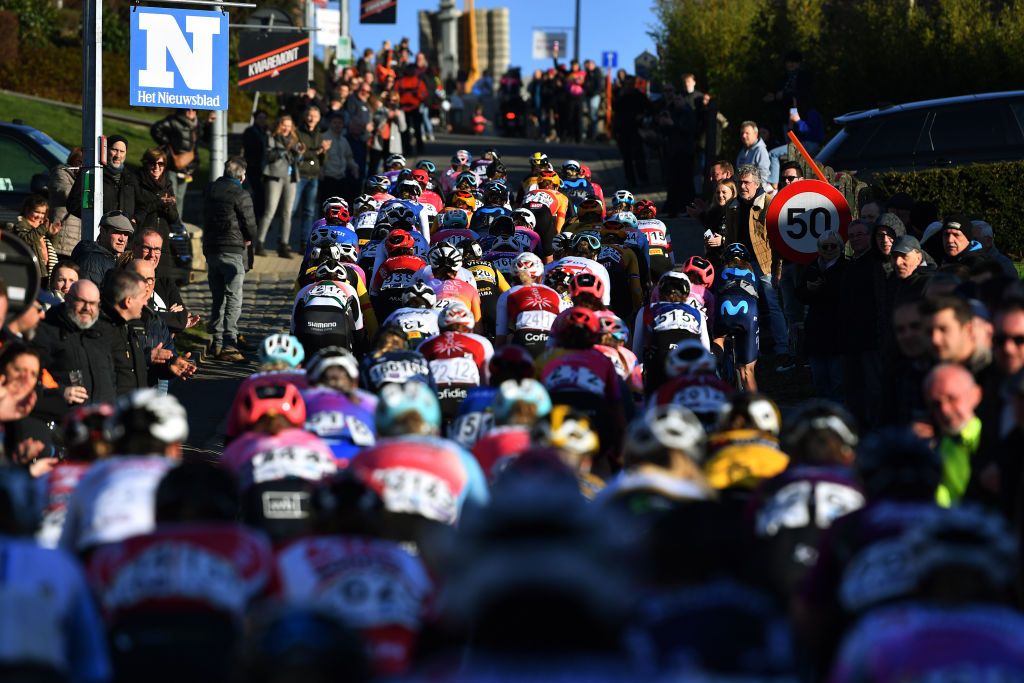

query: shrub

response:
[873,161,1024,257]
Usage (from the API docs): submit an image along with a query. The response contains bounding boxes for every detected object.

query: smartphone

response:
[703,229,714,241]
[789,107,799,117]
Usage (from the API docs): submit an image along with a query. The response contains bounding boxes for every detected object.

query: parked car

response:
[0,121,69,226]
[815,91,1024,179]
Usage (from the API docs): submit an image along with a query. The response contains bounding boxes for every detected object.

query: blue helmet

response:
[375,382,442,436]
[259,333,305,368]
[493,379,552,424]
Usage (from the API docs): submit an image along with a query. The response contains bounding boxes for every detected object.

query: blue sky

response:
[329,0,657,71]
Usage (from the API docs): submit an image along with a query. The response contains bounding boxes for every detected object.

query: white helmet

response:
[306,346,360,385]
[514,252,545,280]
[624,404,707,463]
[613,190,635,207]
[513,207,537,230]
[665,339,717,378]
[438,300,474,330]
[428,243,463,271]
[404,280,438,307]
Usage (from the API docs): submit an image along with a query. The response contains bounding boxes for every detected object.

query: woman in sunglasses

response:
[795,230,847,402]
[133,147,180,276]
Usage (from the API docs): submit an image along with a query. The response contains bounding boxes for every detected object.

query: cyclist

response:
[470,181,514,237]
[388,178,432,240]
[569,271,607,311]
[610,189,635,213]
[472,379,552,477]
[366,174,394,203]
[519,151,554,198]
[580,163,605,203]
[634,271,709,392]
[381,280,441,346]
[496,252,565,355]
[594,312,643,396]
[303,352,378,463]
[647,370,735,433]
[440,149,472,196]
[521,185,561,259]
[360,325,436,394]
[563,195,605,234]
[634,199,674,280]
[382,153,406,183]
[681,255,717,330]
[560,159,595,212]
[611,211,653,291]
[419,243,482,325]
[413,168,444,212]
[597,216,644,321]
[483,215,526,283]
[714,245,762,390]
[259,332,305,371]
[418,301,495,421]
[506,207,542,253]
[369,229,428,319]
[703,391,789,492]
[536,169,570,234]
[292,265,365,356]
[351,194,382,246]
[449,344,536,448]
[459,237,510,337]
[431,208,477,247]
[550,231,576,262]
[546,233,612,307]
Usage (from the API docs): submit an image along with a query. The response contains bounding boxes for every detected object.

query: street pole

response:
[340,0,348,38]
[81,0,103,242]
[573,0,580,64]
[210,3,227,181]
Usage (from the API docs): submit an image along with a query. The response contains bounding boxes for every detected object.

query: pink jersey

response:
[222,429,338,491]
[87,523,273,620]
[541,348,622,400]
[431,227,477,246]
[273,536,433,676]
[595,344,643,394]
[514,227,542,253]
[420,189,444,212]
[418,331,494,386]
[689,283,716,331]
[472,426,532,478]
[427,277,482,321]
[495,284,563,336]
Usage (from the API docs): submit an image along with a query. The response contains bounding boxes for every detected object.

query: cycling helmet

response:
[385,229,416,254]
[482,181,510,207]
[490,233,519,253]
[570,271,606,302]
[609,211,638,230]
[625,404,707,462]
[489,345,536,381]
[366,175,391,193]
[375,381,442,436]
[634,199,657,219]
[62,403,114,460]
[551,306,601,341]
[612,190,635,208]
[552,231,576,253]
[156,461,239,524]
[855,427,942,500]
[456,171,480,189]
[452,149,472,167]
[716,391,782,436]
[538,169,562,187]
[561,159,581,176]
[354,194,381,214]
[486,161,507,178]
[403,279,438,307]
[724,242,752,262]
[322,198,351,225]
[438,300,474,330]
[314,261,353,285]
[385,153,407,169]
[482,147,501,161]
[411,169,430,186]
[665,339,717,378]
[380,202,417,225]
[512,207,537,230]
[228,375,306,438]
[577,197,605,223]
[397,179,422,197]
[514,252,544,280]
[906,505,1017,591]
[579,164,593,180]
[450,190,477,211]
[109,388,190,446]
[683,255,715,288]
[658,270,692,299]
[416,159,437,174]
[600,218,628,241]
[529,151,550,168]
[259,333,306,368]
[306,346,360,386]
[335,242,358,263]
[438,208,470,230]
[545,267,572,291]
[598,313,629,343]
[309,225,340,249]
[493,379,552,423]
[459,238,483,261]
[0,465,43,534]
[572,233,601,256]
[428,242,463,271]
[783,399,859,454]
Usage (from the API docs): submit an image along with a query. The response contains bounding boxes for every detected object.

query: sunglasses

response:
[995,333,1024,346]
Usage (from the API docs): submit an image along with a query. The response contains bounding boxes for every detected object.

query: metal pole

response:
[573,0,580,64]
[81,0,103,242]
[340,0,349,38]
[209,3,228,181]
[308,0,315,82]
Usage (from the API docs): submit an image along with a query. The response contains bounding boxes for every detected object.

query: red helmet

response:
[227,374,307,438]
[411,168,430,186]
[634,199,657,219]
[682,255,716,288]
[579,164,593,180]
[569,271,606,302]
[489,344,536,381]
[385,229,415,254]
[551,306,601,342]
[325,203,351,225]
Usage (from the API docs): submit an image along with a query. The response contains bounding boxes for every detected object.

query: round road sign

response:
[766,179,852,264]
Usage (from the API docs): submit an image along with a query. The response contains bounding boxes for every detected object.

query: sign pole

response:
[573,0,580,64]
[605,69,611,139]
[787,130,827,182]
[209,2,228,182]
[81,0,103,242]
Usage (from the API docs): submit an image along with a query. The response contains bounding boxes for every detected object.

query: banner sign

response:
[315,7,340,46]
[237,31,311,92]
[336,36,353,67]
[361,0,397,24]
[532,30,567,60]
[130,7,229,109]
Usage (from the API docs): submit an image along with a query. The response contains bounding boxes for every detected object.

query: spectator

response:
[396,64,429,155]
[881,299,932,425]
[66,135,136,227]
[656,87,697,216]
[131,229,195,334]
[697,179,736,274]
[612,76,650,187]
[939,215,985,266]
[49,147,84,257]
[838,218,886,428]
[33,278,116,407]
[923,363,982,507]
[13,194,59,285]
[150,108,208,215]
[132,147,180,277]
[320,112,360,205]
[242,110,269,221]
[2,291,47,345]
[797,231,846,402]
[735,121,771,191]
[858,201,883,224]
[125,259,195,388]
[922,295,993,388]
[971,221,1017,279]
[71,211,133,287]
[872,213,906,273]
[292,106,330,250]
[344,83,374,178]
[886,235,931,307]
[286,81,326,125]
[47,261,79,302]
[204,157,256,363]
[368,92,406,175]
[256,115,301,259]
[97,269,150,394]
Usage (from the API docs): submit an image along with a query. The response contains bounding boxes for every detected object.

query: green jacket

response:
[936,416,982,507]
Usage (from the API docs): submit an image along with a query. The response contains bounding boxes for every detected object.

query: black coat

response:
[203,177,257,255]
[796,257,846,357]
[838,250,887,354]
[152,276,188,333]
[96,303,150,395]
[150,113,201,175]
[66,167,137,221]
[134,168,180,277]
[70,239,118,288]
[33,303,117,406]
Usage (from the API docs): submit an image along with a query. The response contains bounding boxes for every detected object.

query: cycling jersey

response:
[448,385,498,449]
[484,247,524,284]
[472,425,532,478]
[688,283,716,332]
[418,331,494,418]
[703,428,789,490]
[380,199,431,241]
[353,210,379,246]
[541,348,622,401]
[560,177,595,210]
[382,306,441,346]
[292,281,364,355]
[469,206,512,236]
[598,464,713,512]
[273,536,433,676]
[351,435,489,526]
[371,254,429,320]
[59,455,175,554]
[422,276,483,322]
[37,461,91,549]
[596,242,643,321]
[480,228,541,255]
[495,284,565,356]
[361,350,435,393]
[648,375,734,429]
[222,428,338,491]
[634,301,709,390]
[0,536,111,682]
[439,168,461,196]
[303,387,378,463]
[522,188,567,234]
[464,259,511,338]
[87,523,274,620]
[595,344,643,395]
[430,227,479,247]
[369,230,429,280]
[715,279,760,366]
[544,257,612,305]
[420,189,444,212]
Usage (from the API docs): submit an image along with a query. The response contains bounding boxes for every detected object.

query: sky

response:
[321,0,658,72]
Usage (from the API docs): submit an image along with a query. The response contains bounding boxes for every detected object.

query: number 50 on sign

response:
[765,180,851,265]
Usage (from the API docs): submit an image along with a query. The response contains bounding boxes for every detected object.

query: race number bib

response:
[372,467,458,524]
[381,272,416,291]
[429,357,480,386]
[756,481,864,536]
[306,412,376,447]
[321,567,422,628]
[250,446,338,484]
[544,364,605,395]
[653,308,701,334]
[515,309,557,331]
[449,411,495,448]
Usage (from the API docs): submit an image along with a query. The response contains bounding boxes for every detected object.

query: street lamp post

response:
[573,0,580,63]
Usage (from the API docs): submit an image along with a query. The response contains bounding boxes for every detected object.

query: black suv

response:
[816,91,1024,178]
[0,121,70,225]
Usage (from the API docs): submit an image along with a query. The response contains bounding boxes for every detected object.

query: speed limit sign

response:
[766,179,852,264]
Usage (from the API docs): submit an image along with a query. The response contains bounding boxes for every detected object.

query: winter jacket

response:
[66,166,137,225]
[150,113,201,175]
[262,133,299,180]
[725,191,779,280]
[294,123,325,180]
[33,303,117,406]
[795,256,846,357]
[152,276,188,333]
[71,239,118,287]
[203,176,257,256]
[735,137,772,190]
[49,164,82,256]
[12,217,56,280]
[96,302,150,395]
[838,250,887,354]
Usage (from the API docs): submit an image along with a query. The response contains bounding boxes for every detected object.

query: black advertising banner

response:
[237,31,310,92]
[360,0,397,24]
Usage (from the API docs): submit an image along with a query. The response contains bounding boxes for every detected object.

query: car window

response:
[927,102,1021,153]
[859,113,927,160]
[0,136,45,195]
[26,129,71,165]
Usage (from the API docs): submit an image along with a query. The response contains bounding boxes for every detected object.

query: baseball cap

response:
[891,235,922,255]
[100,211,134,234]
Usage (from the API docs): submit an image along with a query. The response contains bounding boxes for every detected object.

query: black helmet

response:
[482,181,510,207]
